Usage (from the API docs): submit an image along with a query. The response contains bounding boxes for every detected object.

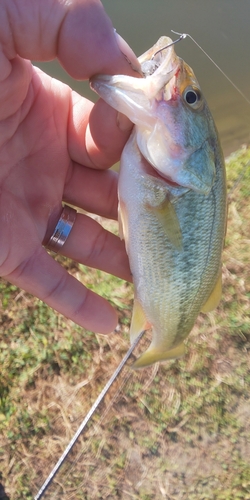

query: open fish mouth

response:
[90,36,180,127]
[139,37,179,78]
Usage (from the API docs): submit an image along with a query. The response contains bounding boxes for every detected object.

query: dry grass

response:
[0,148,250,500]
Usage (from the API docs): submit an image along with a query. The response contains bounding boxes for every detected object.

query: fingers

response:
[57,1,140,78]
[64,162,119,220]
[1,0,140,79]
[0,0,138,334]
[7,246,118,334]
[0,56,31,121]
[59,212,132,282]
[86,99,133,168]
[68,90,132,170]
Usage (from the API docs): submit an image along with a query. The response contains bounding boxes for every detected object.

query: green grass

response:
[0,148,250,499]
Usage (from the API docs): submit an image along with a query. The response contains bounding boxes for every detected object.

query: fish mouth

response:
[90,38,180,128]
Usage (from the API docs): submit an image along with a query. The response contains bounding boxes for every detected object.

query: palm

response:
[0,0,139,332]
[1,63,73,274]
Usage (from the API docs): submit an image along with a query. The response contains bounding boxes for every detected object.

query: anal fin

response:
[130,299,150,344]
[201,272,222,313]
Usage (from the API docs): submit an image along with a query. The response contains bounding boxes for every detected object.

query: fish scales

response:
[119,132,225,350]
[91,36,227,368]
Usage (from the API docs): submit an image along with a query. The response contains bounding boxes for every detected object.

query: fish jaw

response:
[90,38,179,131]
[90,74,156,129]
[90,37,217,195]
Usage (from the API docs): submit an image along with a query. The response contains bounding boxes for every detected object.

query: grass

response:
[0,147,250,499]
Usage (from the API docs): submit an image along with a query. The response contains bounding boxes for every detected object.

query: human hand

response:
[0,0,140,334]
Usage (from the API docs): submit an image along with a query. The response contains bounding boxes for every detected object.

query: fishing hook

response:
[152,33,187,59]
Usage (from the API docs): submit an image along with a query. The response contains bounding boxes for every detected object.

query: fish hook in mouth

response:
[151,33,187,60]
[140,36,181,79]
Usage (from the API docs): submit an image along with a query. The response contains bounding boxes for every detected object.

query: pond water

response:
[36,0,250,157]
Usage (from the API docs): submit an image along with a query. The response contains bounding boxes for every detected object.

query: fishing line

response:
[49,368,134,499]
[171,30,250,106]
[34,330,145,500]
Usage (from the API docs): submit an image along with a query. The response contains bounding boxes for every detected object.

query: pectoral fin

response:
[133,342,185,369]
[150,198,183,251]
[130,299,150,343]
[200,272,222,313]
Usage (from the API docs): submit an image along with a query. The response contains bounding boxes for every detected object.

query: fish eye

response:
[183,86,203,109]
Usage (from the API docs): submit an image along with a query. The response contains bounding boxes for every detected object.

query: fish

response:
[90,36,227,368]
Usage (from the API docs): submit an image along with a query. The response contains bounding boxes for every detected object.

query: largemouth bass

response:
[91,37,227,368]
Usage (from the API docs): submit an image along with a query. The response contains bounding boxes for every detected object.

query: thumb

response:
[1,0,140,79]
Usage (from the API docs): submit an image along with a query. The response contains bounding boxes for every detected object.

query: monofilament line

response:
[171,30,250,106]
[34,330,145,500]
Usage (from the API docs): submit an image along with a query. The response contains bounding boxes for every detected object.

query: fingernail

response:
[114,31,142,75]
